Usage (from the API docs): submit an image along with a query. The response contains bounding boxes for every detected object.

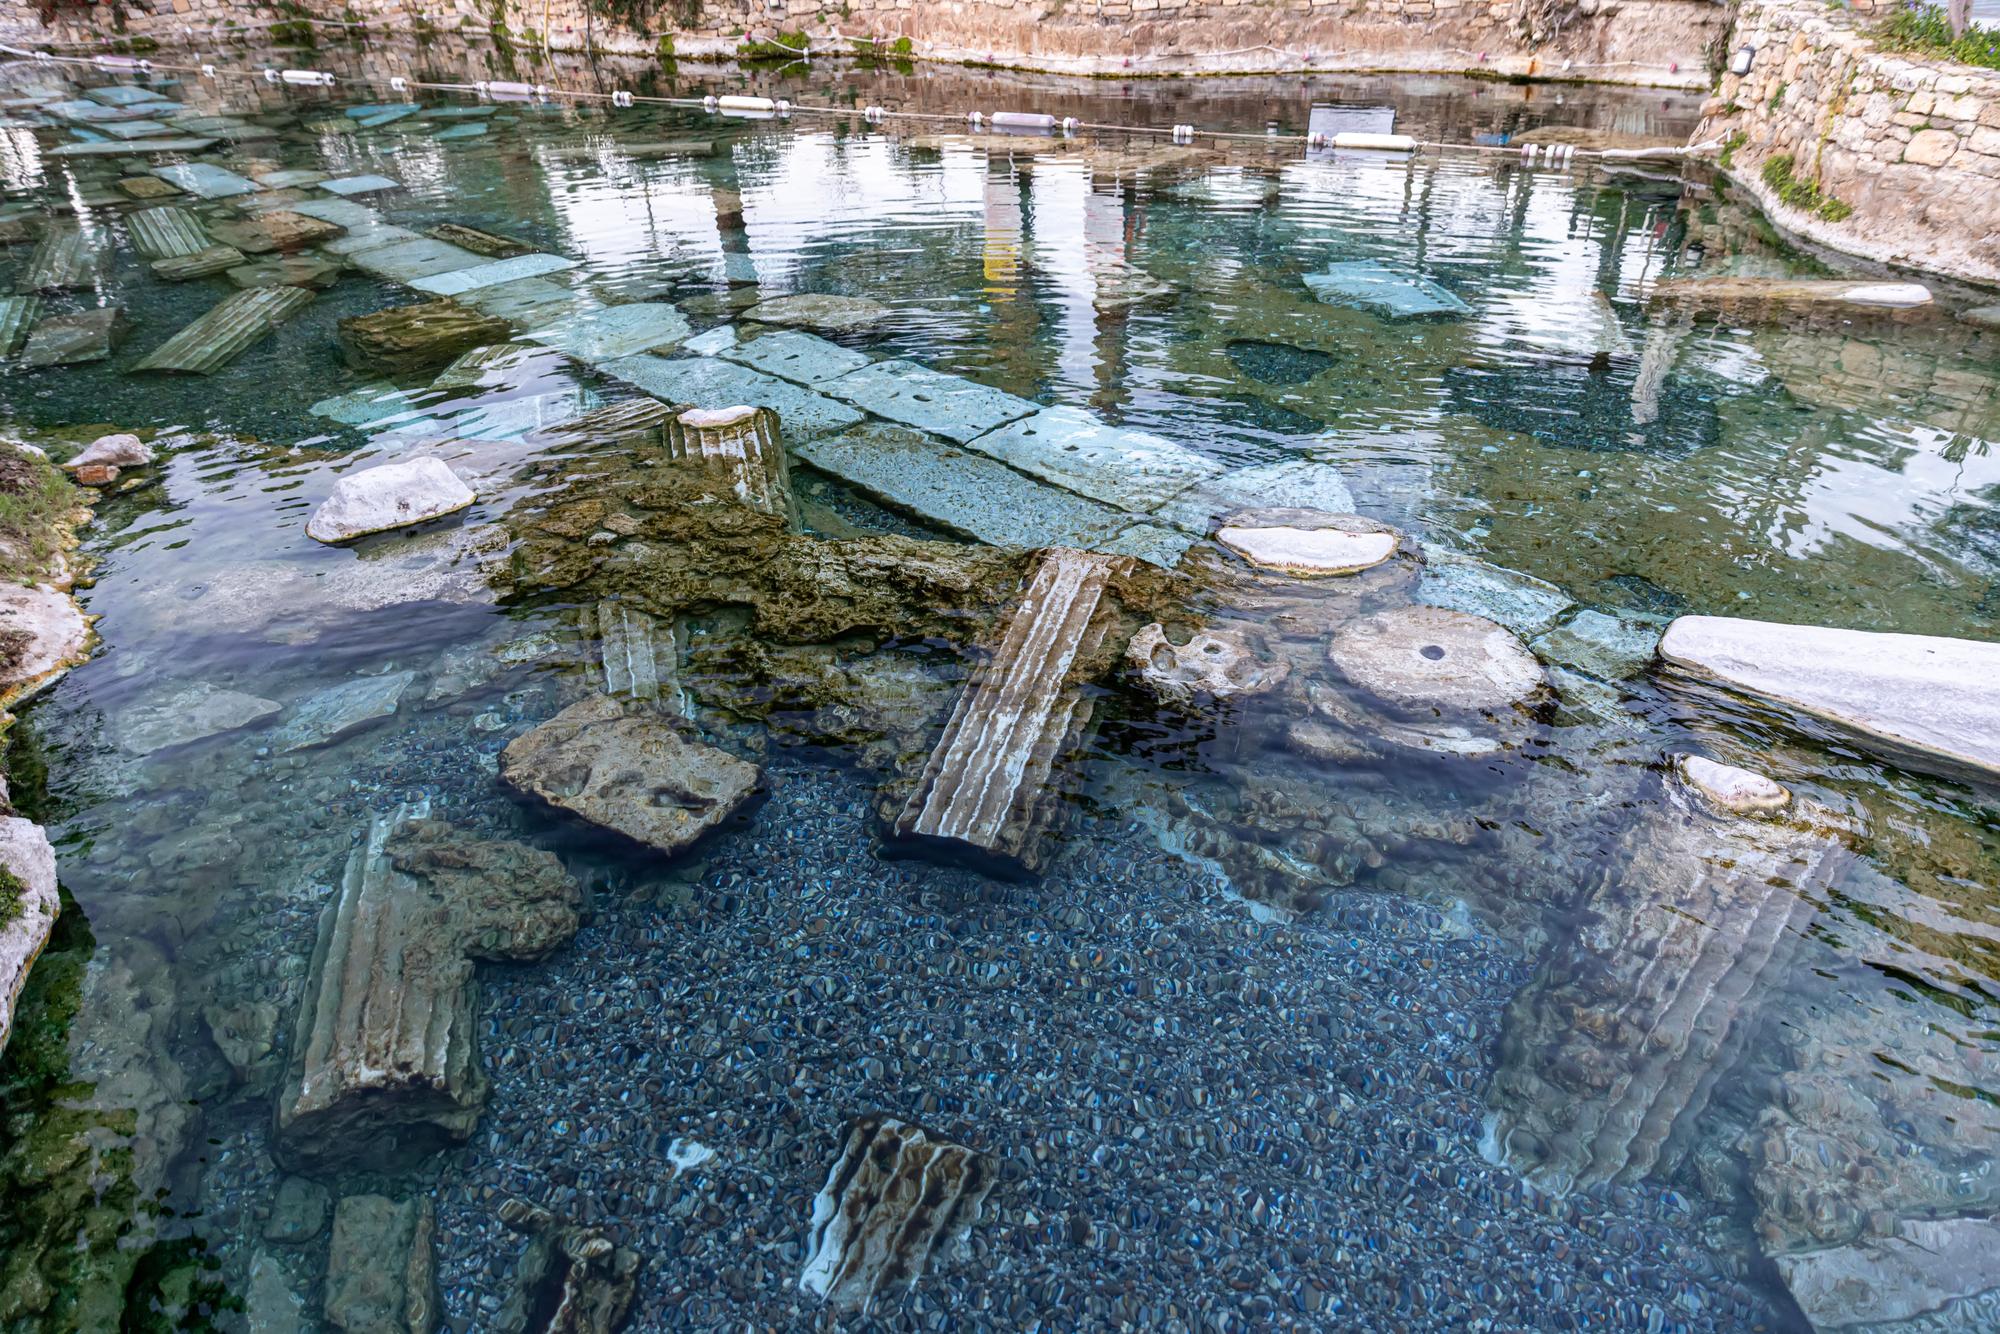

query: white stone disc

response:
[1326,605,1547,717]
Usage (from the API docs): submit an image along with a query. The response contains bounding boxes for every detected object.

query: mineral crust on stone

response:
[494,1198,641,1334]
[1126,623,1288,705]
[665,405,794,519]
[800,1114,996,1316]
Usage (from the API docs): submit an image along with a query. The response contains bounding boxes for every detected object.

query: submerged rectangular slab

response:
[258,169,330,190]
[1152,458,1358,535]
[319,174,401,197]
[133,285,314,374]
[600,355,861,442]
[409,252,572,297]
[1304,261,1471,319]
[821,359,1038,443]
[719,330,869,386]
[965,406,1223,515]
[151,163,263,199]
[291,197,381,229]
[525,302,688,363]
[152,245,246,281]
[85,86,174,108]
[461,277,584,328]
[346,237,491,285]
[796,422,1138,552]
[48,136,216,157]
[322,224,422,258]
[1659,616,2000,783]
[14,226,97,293]
[0,295,39,357]
[890,548,1131,875]
[126,205,210,260]
[88,118,174,140]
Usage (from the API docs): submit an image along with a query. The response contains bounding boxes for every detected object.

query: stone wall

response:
[4,0,1730,87]
[1698,0,2000,287]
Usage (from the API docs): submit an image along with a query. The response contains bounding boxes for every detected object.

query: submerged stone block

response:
[742,292,889,334]
[271,672,416,750]
[228,253,343,290]
[150,162,263,199]
[601,354,862,441]
[0,295,39,358]
[1486,765,1842,1191]
[800,1114,996,1316]
[20,306,129,368]
[1659,616,2000,783]
[463,277,584,329]
[125,205,210,260]
[718,329,872,386]
[966,406,1223,515]
[338,299,513,374]
[1416,550,1574,638]
[594,600,671,701]
[890,547,1130,875]
[522,398,674,452]
[822,359,1037,443]
[1153,458,1357,534]
[276,813,580,1175]
[1776,1217,2000,1334]
[666,405,794,518]
[324,1194,438,1334]
[345,236,492,285]
[500,693,759,856]
[528,303,690,363]
[152,245,247,282]
[795,422,1136,552]
[410,251,574,297]
[48,136,218,158]
[133,286,314,374]
[258,168,331,190]
[208,208,347,255]
[494,1199,640,1334]
[320,173,401,196]
[428,222,530,258]
[1303,261,1470,318]
[15,225,97,293]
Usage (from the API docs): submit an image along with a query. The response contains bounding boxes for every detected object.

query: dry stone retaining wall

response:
[5,0,1729,86]
[1698,0,2000,287]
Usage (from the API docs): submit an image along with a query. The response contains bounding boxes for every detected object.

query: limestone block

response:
[1903,127,1960,165]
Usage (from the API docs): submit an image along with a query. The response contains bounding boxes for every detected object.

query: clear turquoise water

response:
[1,42,1997,1331]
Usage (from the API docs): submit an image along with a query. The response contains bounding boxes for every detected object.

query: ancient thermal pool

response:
[0,44,1997,1333]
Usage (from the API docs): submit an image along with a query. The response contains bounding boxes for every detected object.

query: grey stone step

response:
[600,354,862,442]
[963,406,1223,515]
[821,358,1038,442]
[126,205,210,261]
[133,286,315,374]
[889,547,1131,875]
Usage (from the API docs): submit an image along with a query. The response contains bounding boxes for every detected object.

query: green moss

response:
[0,867,19,929]
[1877,4,2000,71]
[889,35,913,55]
[1760,152,1855,223]
[1717,129,1746,169]
[0,451,82,586]
[1767,81,1788,110]
[738,28,809,60]
[268,18,316,46]
[657,32,675,60]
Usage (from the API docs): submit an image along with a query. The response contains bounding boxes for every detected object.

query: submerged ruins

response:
[0,4,1996,1330]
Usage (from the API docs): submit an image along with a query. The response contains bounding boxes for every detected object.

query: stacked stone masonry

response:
[8,0,1727,88]
[1699,0,2000,286]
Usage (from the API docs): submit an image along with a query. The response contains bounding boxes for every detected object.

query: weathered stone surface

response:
[276,814,581,1174]
[890,548,1130,875]
[1304,260,1470,318]
[1649,277,1933,312]
[20,306,129,368]
[1531,608,1662,681]
[800,1115,995,1316]
[1327,606,1548,720]
[501,694,759,855]
[1152,458,1358,534]
[126,205,210,260]
[1216,508,1401,576]
[0,816,59,1057]
[325,1195,437,1334]
[320,173,401,196]
[594,600,672,701]
[600,354,861,440]
[1658,615,2000,783]
[271,671,415,751]
[1775,1217,2000,1332]
[150,162,262,199]
[207,208,346,255]
[338,298,514,374]
[666,405,794,518]
[1962,304,2000,332]
[1675,754,1792,816]
[822,359,1037,443]
[1296,680,1507,761]
[134,286,314,374]
[428,222,531,258]
[494,1198,641,1334]
[228,253,343,290]
[1417,550,1574,637]
[743,292,890,334]
[14,225,97,292]
[263,1176,330,1245]
[116,681,281,755]
[965,406,1223,515]
[246,1250,306,1334]
[306,457,476,543]
[65,433,152,470]
[118,174,183,198]
[345,235,488,284]
[411,251,574,297]
[1487,768,1843,1190]
[152,245,246,281]
[1126,623,1288,704]
[0,581,91,708]
[719,329,869,386]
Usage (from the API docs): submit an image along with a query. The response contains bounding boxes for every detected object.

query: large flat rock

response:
[600,355,861,442]
[964,406,1222,515]
[0,582,91,706]
[1658,616,2000,783]
[718,329,869,386]
[527,303,689,363]
[821,359,1037,443]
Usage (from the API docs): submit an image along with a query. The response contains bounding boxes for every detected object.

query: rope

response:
[0,39,1717,165]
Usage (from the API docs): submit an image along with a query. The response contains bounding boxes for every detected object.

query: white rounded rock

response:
[1327,605,1547,718]
[1838,283,1932,309]
[1214,508,1404,576]
[306,457,475,544]
[65,432,153,471]
[1673,754,1791,817]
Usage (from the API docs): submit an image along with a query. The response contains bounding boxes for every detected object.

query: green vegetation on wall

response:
[1761,153,1855,222]
[1877,4,2000,71]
